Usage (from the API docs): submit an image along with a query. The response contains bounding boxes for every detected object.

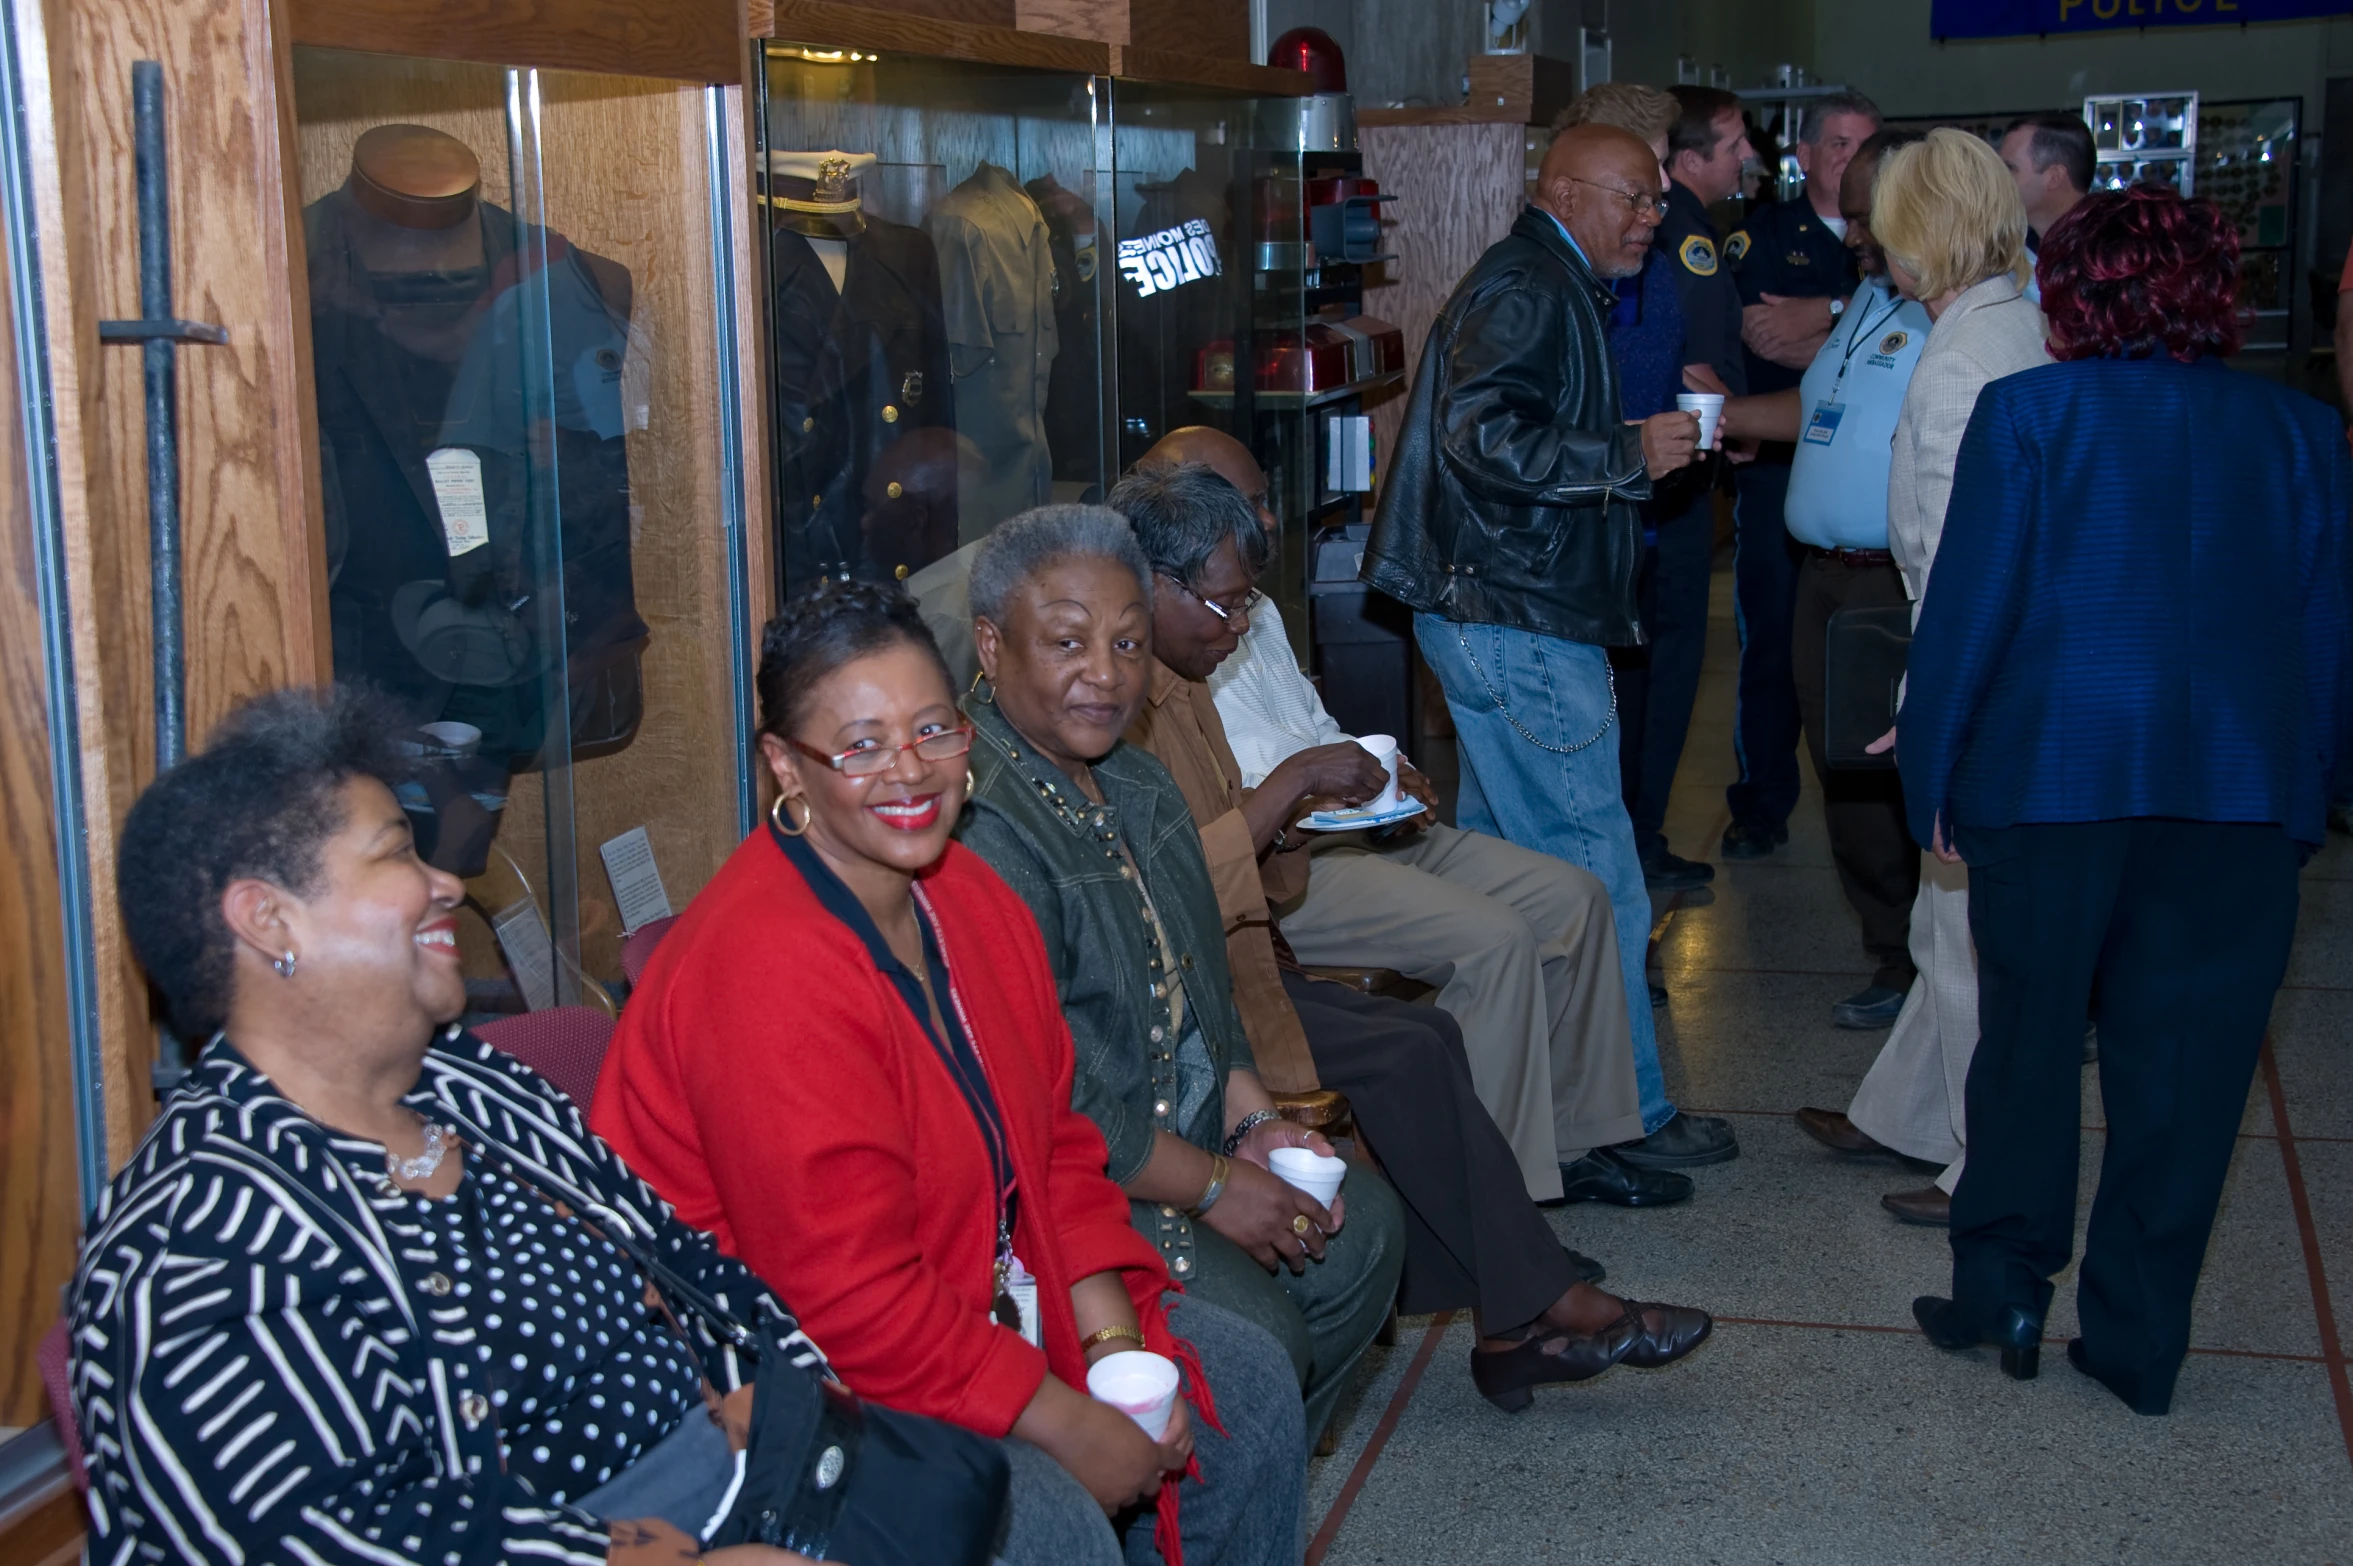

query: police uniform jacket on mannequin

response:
[308,123,646,774]
[928,163,1059,539]
[1025,170,1102,488]
[769,150,955,586]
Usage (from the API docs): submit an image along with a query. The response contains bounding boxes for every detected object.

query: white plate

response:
[1294,797,1428,834]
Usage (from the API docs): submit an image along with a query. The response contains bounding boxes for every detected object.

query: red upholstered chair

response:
[476,1006,617,1111]
[38,1315,87,1492]
[621,915,677,988]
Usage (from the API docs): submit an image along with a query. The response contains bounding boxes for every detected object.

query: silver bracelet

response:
[1223,1108,1282,1156]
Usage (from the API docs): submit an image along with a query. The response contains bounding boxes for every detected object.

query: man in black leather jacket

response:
[1363,123,1739,1173]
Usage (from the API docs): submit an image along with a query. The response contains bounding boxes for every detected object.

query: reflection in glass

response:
[758,48,1107,592]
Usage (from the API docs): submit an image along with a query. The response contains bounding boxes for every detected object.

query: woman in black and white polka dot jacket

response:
[70,686,817,1566]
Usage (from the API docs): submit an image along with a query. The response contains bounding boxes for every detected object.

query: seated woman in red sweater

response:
[593,579,1303,1566]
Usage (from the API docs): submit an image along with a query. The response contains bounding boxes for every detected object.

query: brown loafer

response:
[1795,1106,1887,1155]
[1882,1186,1951,1226]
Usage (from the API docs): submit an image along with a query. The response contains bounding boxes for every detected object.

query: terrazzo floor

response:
[1298,554,2353,1565]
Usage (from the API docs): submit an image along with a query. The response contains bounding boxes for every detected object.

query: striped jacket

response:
[69,1029,825,1565]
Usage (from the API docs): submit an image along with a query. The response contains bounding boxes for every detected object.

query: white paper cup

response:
[1675,392,1726,451]
[1353,732,1402,810]
[1268,1146,1347,1207]
[419,720,483,759]
[1086,1350,1179,1439]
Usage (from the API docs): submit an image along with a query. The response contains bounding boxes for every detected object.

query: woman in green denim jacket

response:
[954,505,1405,1448]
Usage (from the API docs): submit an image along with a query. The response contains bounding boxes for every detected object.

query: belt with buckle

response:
[1805,545,1894,567]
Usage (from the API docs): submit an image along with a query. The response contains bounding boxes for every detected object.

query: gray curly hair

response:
[968,504,1155,626]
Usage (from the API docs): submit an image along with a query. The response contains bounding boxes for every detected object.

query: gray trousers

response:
[1278,823,1644,1200]
[995,1296,1305,1566]
[1180,1159,1405,1448]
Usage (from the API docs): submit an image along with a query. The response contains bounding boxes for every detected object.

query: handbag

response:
[482,1149,1011,1564]
[1823,603,1913,770]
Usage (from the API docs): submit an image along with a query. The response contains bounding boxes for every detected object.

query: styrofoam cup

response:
[419,720,482,759]
[1268,1146,1347,1207]
[1086,1350,1179,1439]
[1675,392,1726,450]
[1354,733,1402,810]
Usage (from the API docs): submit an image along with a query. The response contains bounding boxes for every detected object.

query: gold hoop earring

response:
[770,793,813,837]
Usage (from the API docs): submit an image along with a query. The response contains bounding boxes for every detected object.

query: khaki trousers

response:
[1274,823,1644,1201]
[1847,851,1976,1192]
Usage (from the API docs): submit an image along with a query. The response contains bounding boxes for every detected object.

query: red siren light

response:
[1267,27,1346,93]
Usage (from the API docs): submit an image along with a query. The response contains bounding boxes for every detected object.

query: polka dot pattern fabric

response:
[374,1145,705,1504]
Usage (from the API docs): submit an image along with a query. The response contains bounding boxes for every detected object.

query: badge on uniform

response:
[1725,230,1750,263]
[1678,234,1718,276]
[1803,403,1844,446]
[1877,330,1910,355]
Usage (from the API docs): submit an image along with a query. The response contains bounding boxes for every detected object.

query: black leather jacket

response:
[1363,206,1652,646]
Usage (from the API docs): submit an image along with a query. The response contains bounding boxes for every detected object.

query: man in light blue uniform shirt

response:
[1715,128,1930,1031]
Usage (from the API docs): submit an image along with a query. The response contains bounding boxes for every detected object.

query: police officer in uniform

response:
[1614,85,1756,891]
[1720,91,1880,861]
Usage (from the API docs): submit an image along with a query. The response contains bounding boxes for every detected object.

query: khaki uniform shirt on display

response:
[1125,659,1322,1093]
[926,163,1059,540]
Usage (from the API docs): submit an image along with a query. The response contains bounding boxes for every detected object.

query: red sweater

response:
[592,831,1178,1437]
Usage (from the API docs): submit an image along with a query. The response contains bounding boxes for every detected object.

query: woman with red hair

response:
[1896,182,2352,1414]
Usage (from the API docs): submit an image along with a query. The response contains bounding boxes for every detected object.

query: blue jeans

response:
[1728,459,1804,831]
[1415,614,1674,1134]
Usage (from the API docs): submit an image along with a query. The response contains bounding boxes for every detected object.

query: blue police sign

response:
[1932,0,2349,35]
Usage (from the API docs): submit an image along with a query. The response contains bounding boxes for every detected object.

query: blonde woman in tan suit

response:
[1795,128,2052,1226]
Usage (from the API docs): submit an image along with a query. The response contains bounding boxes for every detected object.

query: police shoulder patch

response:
[1723,229,1750,263]
[1679,235,1718,276]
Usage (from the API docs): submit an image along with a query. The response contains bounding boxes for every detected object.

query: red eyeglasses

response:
[784,725,975,778]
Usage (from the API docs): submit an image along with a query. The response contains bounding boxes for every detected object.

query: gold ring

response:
[1291,1214,1312,1235]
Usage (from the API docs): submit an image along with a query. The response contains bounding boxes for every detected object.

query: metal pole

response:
[131,59,184,770]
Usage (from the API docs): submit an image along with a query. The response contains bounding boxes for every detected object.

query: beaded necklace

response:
[989,714,1183,1051]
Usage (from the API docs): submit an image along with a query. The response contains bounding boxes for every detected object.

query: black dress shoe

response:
[1469,1317,1641,1412]
[2066,1337,2171,1416]
[1913,1295,2042,1380]
[1615,1112,1740,1169]
[1641,849,1716,890]
[1562,1246,1607,1286]
[1557,1148,1694,1207]
[1720,820,1789,859]
[1614,1300,1714,1368]
[1832,984,1907,1029]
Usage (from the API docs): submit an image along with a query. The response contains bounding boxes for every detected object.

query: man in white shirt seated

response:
[1143,426,1696,1210]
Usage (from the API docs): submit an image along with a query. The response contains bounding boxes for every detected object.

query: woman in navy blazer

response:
[1897,184,2353,1415]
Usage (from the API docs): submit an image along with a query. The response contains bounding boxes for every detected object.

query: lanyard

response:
[770,820,1023,1327]
[1827,291,1905,402]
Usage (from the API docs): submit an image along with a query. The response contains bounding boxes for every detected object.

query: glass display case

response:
[754,44,1112,591]
[751,45,1402,730]
[1108,84,1406,727]
[291,46,756,1013]
[2085,91,2198,194]
[2199,97,2300,350]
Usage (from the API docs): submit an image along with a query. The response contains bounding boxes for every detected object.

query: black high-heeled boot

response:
[1913,1295,2042,1380]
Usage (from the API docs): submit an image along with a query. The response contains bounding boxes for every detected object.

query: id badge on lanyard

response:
[1803,400,1844,446]
[991,1226,1041,1348]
